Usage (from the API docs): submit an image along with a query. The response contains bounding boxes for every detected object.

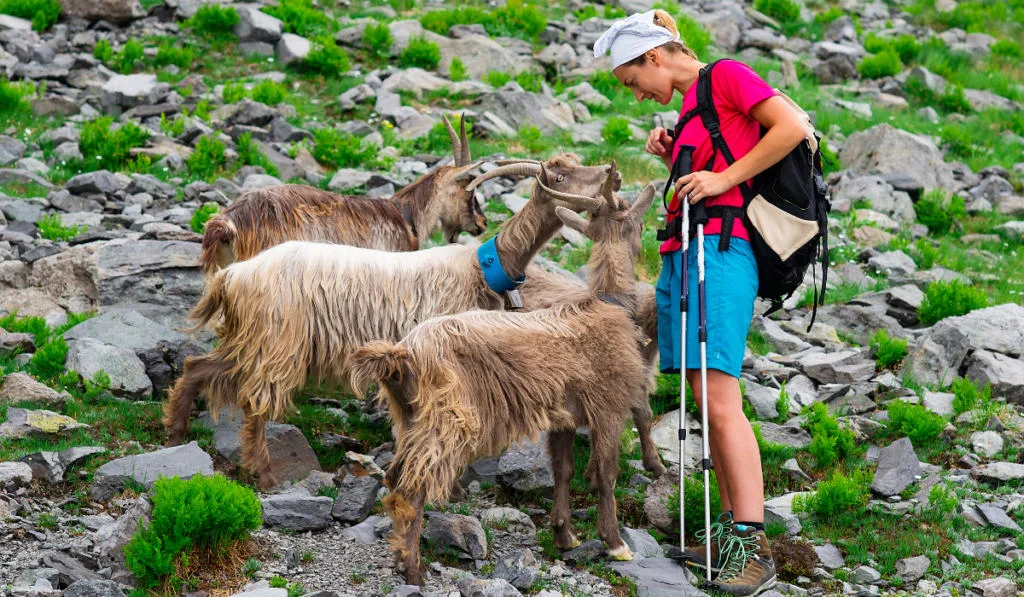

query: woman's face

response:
[613,51,674,106]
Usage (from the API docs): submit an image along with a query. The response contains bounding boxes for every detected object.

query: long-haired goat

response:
[162,154,621,489]
[199,115,487,274]
[347,183,658,586]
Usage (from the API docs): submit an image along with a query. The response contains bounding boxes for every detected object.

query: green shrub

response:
[915,189,964,234]
[666,471,722,538]
[775,383,790,422]
[262,0,336,38]
[184,4,239,40]
[803,402,856,469]
[311,128,382,170]
[236,132,279,177]
[449,56,468,82]
[887,399,946,446]
[93,39,114,62]
[937,84,972,114]
[893,34,921,64]
[0,79,34,115]
[420,6,491,36]
[37,213,83,241]
[420,0,545,42]
[362,21,392,59]
[186,136,227,181]
[251,79,287,105]
[518,124,547,154]
[399,36,441,70]
[154,40,194,68]
[991,38,1023,60]
[79,117,151,171]
[296,36,350,75]
[857,49,903,78]
[514,71,543,92]
[190,202,219,234]
[222,82,247,104]
[96,39,144,74]
[793,470,870,519]
[123,475,261,589]
[753,0,801,24]
[863,32,889,54]
[869,329,908,371]
[0,0,61,31]
[952,377,992,415]
[918,279,988,325]
[484,71,512,88]
[650,2,711,57]
[601,117,632,146]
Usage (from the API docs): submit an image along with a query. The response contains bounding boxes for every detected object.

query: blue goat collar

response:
[477,236,524,294]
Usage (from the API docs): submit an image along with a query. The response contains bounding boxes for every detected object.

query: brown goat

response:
[347,184,658,586]
[162,154,621,490]
[198,115,487,274]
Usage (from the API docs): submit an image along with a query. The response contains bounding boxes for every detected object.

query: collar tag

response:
[477,236,525,294]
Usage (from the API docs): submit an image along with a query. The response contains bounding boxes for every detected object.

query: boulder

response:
[0,407,88,439]
[65,338,152,398]
[871,438,921,497]
[839,124,957,191]
[261,493,334,531]
[59,0,144,22]
[91,442,214,501]
[423,512,488,560]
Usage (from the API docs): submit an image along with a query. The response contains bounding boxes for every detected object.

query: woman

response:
[594,10,809,597]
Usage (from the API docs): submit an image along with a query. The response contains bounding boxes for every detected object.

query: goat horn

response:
[459,112,471,165]
[493,158,541,166]
[465,163,542,191]
[555,205,590,234]
[601,160,618,210]
[442,113,464,166]
[534,177,605,212]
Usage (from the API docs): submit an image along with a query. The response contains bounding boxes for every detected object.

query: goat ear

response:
[629,183,657,218]
[555,205,589,233]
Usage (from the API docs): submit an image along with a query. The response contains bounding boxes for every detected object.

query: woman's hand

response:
[673,170,735,204]
[645,127,674,160]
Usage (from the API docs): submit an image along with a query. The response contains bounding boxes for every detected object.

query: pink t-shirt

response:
[660,59,777,254]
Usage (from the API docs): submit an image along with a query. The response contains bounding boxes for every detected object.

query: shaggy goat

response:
[198,115,486,274]
[162,154,621,489]
[347,183,658,586]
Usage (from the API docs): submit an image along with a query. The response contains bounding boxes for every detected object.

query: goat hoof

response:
[607,545,634,561]
[650,463,668,478]
[558,534,581,550]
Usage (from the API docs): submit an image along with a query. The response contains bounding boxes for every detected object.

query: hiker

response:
[595,10,812,597]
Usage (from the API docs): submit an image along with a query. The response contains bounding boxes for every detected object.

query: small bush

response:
[184,4,239,40]
[0,79,34,115]
[93,39,114,62]
[190,202,219,234]
[775,383,790,422]
[918,279,988,325]
[915,190,964,234]
[518,124,547,154]
[28,335,67,381]
[601,117,632,146]
[887,399,946,447]
[666,471,722,538]
[938,84,972,114]
[0,0,61,31]
[262,0,336,38]
[96,39,144,74]
[951,377,992,415]
[251,79,287,105]
[449,56,468,82]
[400,36,441,70]
[79,117,151,172]
[311,128,382,170]
[37,213,83,241]
[123,475,261,589]
[490,0,546,40]
[892,34,921,64]
[362,21,392,59]
[803,402,856,470]
[753,0,801,24]
[236,132,279,177]
[154,40,194,68]
[186,135,227,181]
[793,470,870,519]
[869,329,908,371]
[296,36,350,75]
[857,49,902,79]
[483,71,512,88]
[420,6,491,36]
[222,82,247,104]
[991,39,1023,60]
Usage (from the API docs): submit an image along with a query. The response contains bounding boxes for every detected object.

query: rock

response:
[563,539,606,563]
[0,460,33,488]
[497,436,553,492]
[744,381,782,420]
[783,458,811,482]
[973,577,1016,597]
[261,493,334,531]
[895,555,930,582]
[493,549,540,590]
[851,565,881,584]
[832,175,916,223]
[340,515,382,544]
[871,438,921,497]
[764,492,809,536]
[93,495,151,567]
[64,309,187,355]
[65,338,152,398]
[480,507,536,535]
[799,350,875,384]
[974,462,1024,483]
[609,557,709,596]
[61,0,143,22]
[456,578,521,597]
[38,551,102,587]
[976,504,1023,534]
[971,431,1004,458]
[867,250,917,277]
[64,170,122,196]
[0,371,68,406]
[62,580,126,597]
[275,33,310,66]
[331,474,380,523]
[20,446,106,483]
[621,526,662,559]
[100,75,170,114]
[91,442,214,501]
[474,85,574,134]
[424,512,488,560]
[814,543,845,570]
[437,35,520,80]
[327,168,373,192]
[381,68,449,98]
[234,5,282,43]
[95,240,203,317]
[756,422,812,449]
[922,391,955,417]
[0,407,88,439]
[650,409,703,469]
[199,407,319,484]
[839,124,957,191]
[965,350,1024,406]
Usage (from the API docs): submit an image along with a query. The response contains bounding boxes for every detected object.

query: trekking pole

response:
[678,196,690,553]
[696,215,712,583]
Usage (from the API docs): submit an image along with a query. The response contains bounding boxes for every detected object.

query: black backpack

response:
[659,59,832,329]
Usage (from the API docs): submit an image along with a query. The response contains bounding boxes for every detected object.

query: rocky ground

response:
[0,0,1023,595]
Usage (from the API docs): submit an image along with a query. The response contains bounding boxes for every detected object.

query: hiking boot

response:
[705,525,777,596]
[666,511,734,573]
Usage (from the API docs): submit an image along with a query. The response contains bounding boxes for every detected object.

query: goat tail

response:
[348,341,413,403]
[183,269,230,335]
[199,216,237,275]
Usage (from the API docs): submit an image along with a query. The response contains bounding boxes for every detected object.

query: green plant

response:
[362,21,392,59]
[154,39,194,68]
[857,49,903,78]
[651,1,712,57]
[262,0,336,38]
[311,127,383,170]
[83,370,111,401]
[483,70,512,88]
[296,36,350,75]
[186,136,227,181]
[793,470,870,519]
[190,202,220,234]
[242,557,261,578]
[400,36,441,70]
[753,0,801,23]
[518,124,547,154]
[887,399,946,447]
[93,39,114,62]
[951,377,992,415]
[78,117,151,172]
[489,0,546,41]
[223,82,247,104]
[666,471,722,538]
[251,79,287,105]
[236,132,280,177]
[869,329,908,371]
[449,56,468,82]
[803,402,857,470]
[316,485,338,499]
[601,117,632,146]
[915,190,965,234]
[0,78,33,118]
[917,279,988,325]
[37,213,83,241]
[775,382,790,422]
[123,475,261,589]
[269,576,287,588]
[0,0,61,31]
[183,4,239,40]
[991,38,1023,59]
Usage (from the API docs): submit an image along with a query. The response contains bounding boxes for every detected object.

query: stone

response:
[745,381,782,420]
[436,35,520,80]
[0,407,87,439]
[751,316,811,354]
[480,507,536,535]
[63,309,187,356]
[94,240,203,317]
[871,438,921,497]
[474,86,574,134]
[966,350,1024,406]
[456,578,521,597]
[972,431,1004,458]
[852,565,881,584]
[63,580,126,597]
[93,495,151,567]
[497,436,553,492]
[755,422,811,451]
[814,543,845,570]
[234,5,283,43]
[38,551,102,587]
[327,168,373,192]
[340,515,382,544]
[493,549,540,590]
[100,74,170,114]
[922,391,955,417]
[839,124,957,191]
[91,442,214,501]
[261,493,334,531]
[65,338,152,398]
[331,474,380,523]
[20,446,106,483]
[563,539,607,563]
[764,492,809,536]
[973,577,1016,597]
[974,462,1024,483]
[275,33,310,66]
[0,460,33,488]
[895,555,930,582]
[423,512,488,559]
[64,170,122,196]
[381,68,449,98]
[621,526,662,560]
[609,557,709,596]
[799,350,875,384]
[976,504,1023,534]
[867,250,917,277]
[0,371,68,406]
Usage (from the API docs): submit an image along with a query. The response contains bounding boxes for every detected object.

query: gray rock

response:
[972,431,1005,458]
[871,438,921,497]
[20,446,106,483]
[562,538,606,563]
[261,493,334,531]
[895,555,930,582]
[63,309,186,356]
[100,74,170,114]
[126,174,176,201]
[977,504,1023,534]
[497,436,553,492]
[974,462,1024,483]
[275,33,310,66]
[973,577,1016,597]
[903,324,973,388]
[480,507,536,535]
[381,68,449,98]
[867,250,917,277]
[922,391,955,417]
[64,170,123,196]
[966,350,1024,405]
[621,526,663,560]
[745,381,782,420]
[799,350,875,384]
[493,549,539,590]
[755,422,812,449]
[423,512,488,560]
[38,551,102,587]
[609,557,709,596]
[851,565,881,584]
[474,85,574,134]
[234,4,283,43]
[340,514,383,544]
[388,586,424,597]
[91,442,214,501]
[0,408,88,439]
[63,580,126,597]
[0,371,68,406]
[814,543,845,570]
[331,474,380,523]
[65,338,152,398]
[95,240,203,317]
[764,492,808,536]
[327,168,373,192]
[61,0,143,22]
[456,578,521,597]
[839,124,957,191]
[0,460,33,488]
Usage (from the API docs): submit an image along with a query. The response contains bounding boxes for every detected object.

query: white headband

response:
[593,10,681,69]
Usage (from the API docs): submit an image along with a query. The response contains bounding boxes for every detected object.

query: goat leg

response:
[592,423,632,561]
[162,354,215,446]
[384,489,427,586]
[240,410,278,491]
[632,404,668,478]
[548,430,580,550]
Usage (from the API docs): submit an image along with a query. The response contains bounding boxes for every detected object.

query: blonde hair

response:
[624,9,697,65]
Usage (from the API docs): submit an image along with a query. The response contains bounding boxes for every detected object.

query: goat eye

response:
[557,174,565,182]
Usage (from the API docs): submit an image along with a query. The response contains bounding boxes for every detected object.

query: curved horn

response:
[534,176,605,212]
[629,183,657,218]
[465,163,542,191]
[459,112,470,165]
[442,114,464,166]
[601,160,618,210]
[555,205,590,234]
[494,158,542,166]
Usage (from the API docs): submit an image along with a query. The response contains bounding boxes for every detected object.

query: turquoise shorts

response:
[655,235,758,379]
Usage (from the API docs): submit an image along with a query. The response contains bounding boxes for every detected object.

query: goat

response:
[347,183,658,586]
[162,154,621,490]
[199,115,487,274]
